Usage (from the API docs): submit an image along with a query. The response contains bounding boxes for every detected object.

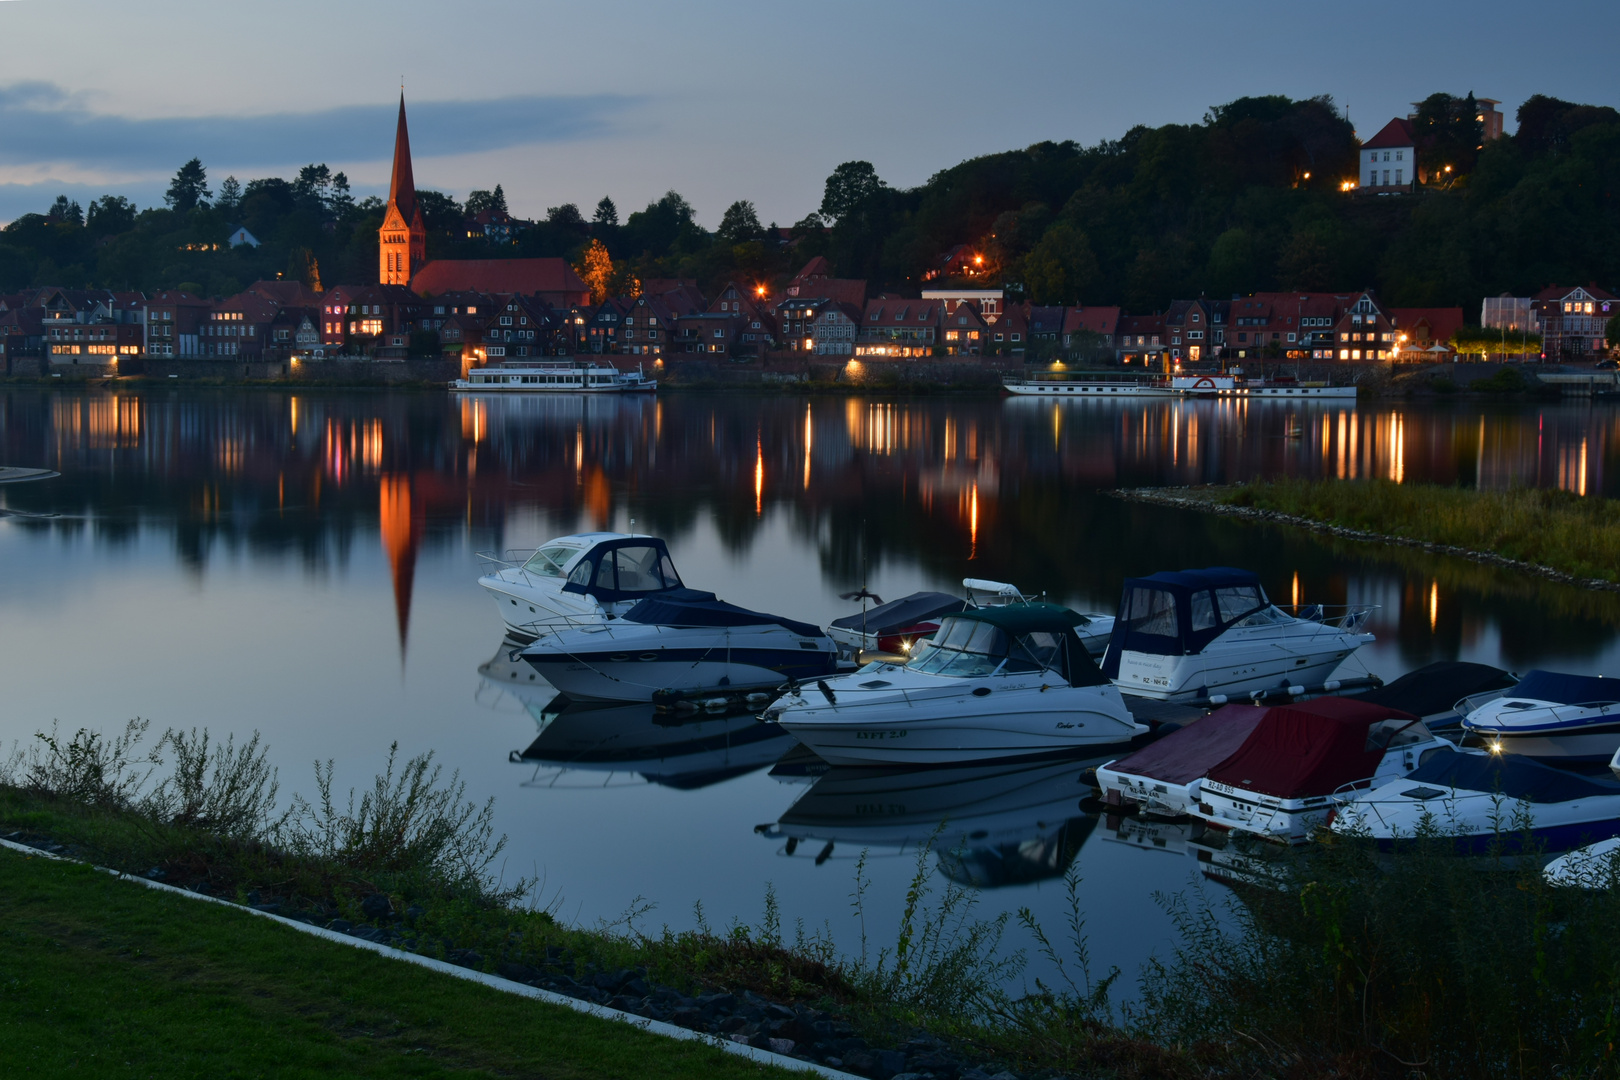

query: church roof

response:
[388,93,418,225]
[410,259,589,299]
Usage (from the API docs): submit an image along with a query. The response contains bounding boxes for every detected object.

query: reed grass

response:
[1215,477,1620,582]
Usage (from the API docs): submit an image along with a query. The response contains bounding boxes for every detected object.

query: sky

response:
[0,0,1616,227]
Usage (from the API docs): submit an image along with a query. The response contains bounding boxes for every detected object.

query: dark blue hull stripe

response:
[523,647,837,680]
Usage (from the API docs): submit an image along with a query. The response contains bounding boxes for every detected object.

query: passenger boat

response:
[477,533,689,642]
[1331,748,1620,854]
[767,603,1146,766]
[1100,567,1375,705]
[1192,697,1451,844]
[518,590,840,703]
[452,359,656,393]
[1096,704,1269,818]
[757,758,1096,886]
[1461,670,1620,762]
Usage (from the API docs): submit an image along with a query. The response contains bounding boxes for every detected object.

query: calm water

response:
[4,387,1620,993]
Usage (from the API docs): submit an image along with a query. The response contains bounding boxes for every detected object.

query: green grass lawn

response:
[1206,477,1620,582]
[0,847,808,1080]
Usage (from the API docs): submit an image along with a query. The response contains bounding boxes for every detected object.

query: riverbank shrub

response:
[1217,477,1620,582]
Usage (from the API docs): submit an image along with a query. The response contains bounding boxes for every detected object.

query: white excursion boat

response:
[767,603,1146,766]
[825,577,1113,659]
[1332,747,1620,855]
[1191,697,1452,844]
[518,590,840,703]
[1461,670,1620,762]
[452,359,656,393]
[1100,568,1375,705]
[477,533,688,641]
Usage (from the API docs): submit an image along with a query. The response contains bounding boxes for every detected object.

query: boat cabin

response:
[904,604,1107,686]
[521,535,686,604]
[1104,568,1274,668]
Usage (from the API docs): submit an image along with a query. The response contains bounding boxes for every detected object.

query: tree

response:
[546,203,585,229]
[593,197,618,228]
[165,158,211,212]
[466,186,508,216]
[86,196,135,235]
[414,190,463,236]
[1607,314,1620,352]
[575,238,614,304]
[717,200,763,244]
[216,176,242,215]
[47,196,84,226]
[820,161,884,222]
[1023,221,1098,304]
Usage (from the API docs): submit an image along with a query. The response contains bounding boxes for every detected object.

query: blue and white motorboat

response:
[1100,568,1375,705]
[1330,747,1620,854]
[477,533,689,641]
[1462,670,1620,762]
[1544,837,1620,887]
[518,589,840,703]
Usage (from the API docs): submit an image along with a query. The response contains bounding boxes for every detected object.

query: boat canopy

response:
[1496,670,1620,708]
[560,537,685,603]
[1401,749,1620,804]
[1358,661,1517,719]
[623,588,825,638]
[1205,697,1424,799]
[829,591,965,637]
[1103,567,1271,669]
[906,604,1106,686]
[1103,704,1268,785]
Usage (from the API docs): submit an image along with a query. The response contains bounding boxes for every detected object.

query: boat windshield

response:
[521,546,578,578]
[906,617,1055,678]
[565,543,683,595]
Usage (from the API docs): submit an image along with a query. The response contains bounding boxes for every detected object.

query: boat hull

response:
[1112,640,1361,703]
[522,654,819,702]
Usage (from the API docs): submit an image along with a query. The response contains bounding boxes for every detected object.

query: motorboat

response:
[1100,567,1375,705]
[1355,660,1518,731]
[1544,837,1620,887]
[825,578,1114,660]
[767,603,1147,766]
[1192,697,1452,843]
[1096,704,1268,818]
[510,695,793,790]
[452,359,656,393]
[757,758,1097,886]
[518,589,840,703]
[1461,670,1620,762]
[1330,747,1620,854]
[477,533,689,641]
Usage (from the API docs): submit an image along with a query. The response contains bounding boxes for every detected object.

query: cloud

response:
[0,82,640,175]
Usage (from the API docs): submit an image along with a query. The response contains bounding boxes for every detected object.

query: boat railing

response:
[1275,603,1377,632]
[476,548,537,572]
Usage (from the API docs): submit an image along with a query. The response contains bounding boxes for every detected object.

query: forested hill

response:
[0,92,1614,310]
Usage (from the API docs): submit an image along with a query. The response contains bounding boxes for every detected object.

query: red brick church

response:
[381,97,589,307]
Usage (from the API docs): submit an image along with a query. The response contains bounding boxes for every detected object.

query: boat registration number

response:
[855,730,908,740]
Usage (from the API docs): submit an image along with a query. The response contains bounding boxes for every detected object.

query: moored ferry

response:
[452,359,656,393]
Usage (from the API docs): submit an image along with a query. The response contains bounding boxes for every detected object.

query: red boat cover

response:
[1205,697,1420,799]
[1106,705,1268,785]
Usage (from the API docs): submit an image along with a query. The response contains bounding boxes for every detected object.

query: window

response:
[1287,333,1295,342]
[1395,169,1403,184]
[1396,150,1403,161]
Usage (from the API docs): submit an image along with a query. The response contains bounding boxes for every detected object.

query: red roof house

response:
[411,259,589,307]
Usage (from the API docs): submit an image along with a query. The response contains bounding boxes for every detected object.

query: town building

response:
[410,259,589,308]
[777,258,866,351]
[1533,285,1617,360]
[811,302,863,356]
[1062,306,1122,360]
[143,290,210,357]
[856,298,940,358]
[1116,314,1166,366]
[708,282,776,356]
[1389,308,1465,359]
[1481,295,1538,333]
[379,94,427,286]
[1359,119,1415,193]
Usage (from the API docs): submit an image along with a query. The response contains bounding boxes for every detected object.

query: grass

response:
[1207,476,1620,582]
[0,846,802,1080]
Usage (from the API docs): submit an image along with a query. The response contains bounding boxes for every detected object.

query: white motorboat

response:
[518,590,840,703]
[1096,704,1269,818]
[825,577,1113,659]
[1331,747,1620,855]
[1100,567,1375,705]
[1461,670,1620,762]
[757,758,1097,885]
[452,359,655,393]
[477,533,688,641]
[768,603,1146,766]
[1544,837,1620,887]
[1354,660,1518,731]
[1192,697,1453,844]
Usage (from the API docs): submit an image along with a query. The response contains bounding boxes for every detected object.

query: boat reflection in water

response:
[482,639,793,790]
[758,758,1098,888]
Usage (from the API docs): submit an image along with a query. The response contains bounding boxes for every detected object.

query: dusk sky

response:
[2,0,1615,227]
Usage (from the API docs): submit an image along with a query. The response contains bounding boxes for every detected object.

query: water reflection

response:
[761,759,1099,888]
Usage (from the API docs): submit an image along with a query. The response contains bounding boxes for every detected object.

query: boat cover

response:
[1499,670,1620,707]
[623,589,826,638]
[829,591,965,636]
[1102,567,1269,675]
[559,537,686,603]
[1103,704,1268,785]
[1358,661,1517,719]
[1402,749,1620,803]
[1205,697,1420,799]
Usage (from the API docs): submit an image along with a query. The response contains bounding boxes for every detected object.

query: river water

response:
[3,386,1619,994]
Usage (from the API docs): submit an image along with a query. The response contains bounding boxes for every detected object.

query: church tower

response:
[379,94,427,286]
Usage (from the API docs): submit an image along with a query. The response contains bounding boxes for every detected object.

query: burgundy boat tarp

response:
[1106,704,1269,785]
[1204,697,1420,799]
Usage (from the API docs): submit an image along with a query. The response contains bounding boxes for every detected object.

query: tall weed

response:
[146,728,285,839]
[23,719,156,808]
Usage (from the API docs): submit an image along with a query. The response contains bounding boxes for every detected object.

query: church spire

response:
[387,92,417,225]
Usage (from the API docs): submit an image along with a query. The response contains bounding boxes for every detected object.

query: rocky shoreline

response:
[1112,485,1620,593]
